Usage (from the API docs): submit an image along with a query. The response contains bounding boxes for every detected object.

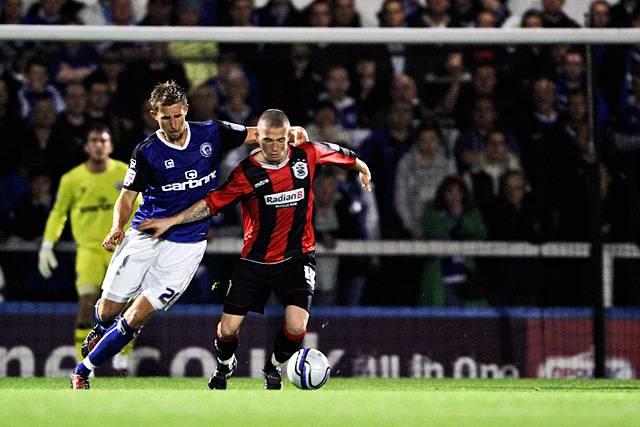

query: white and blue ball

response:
[287,348,330,390]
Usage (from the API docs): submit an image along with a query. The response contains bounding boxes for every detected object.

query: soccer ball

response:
[286,348,330,390]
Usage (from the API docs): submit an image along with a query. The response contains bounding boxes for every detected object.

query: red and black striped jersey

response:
[205,141,357,263]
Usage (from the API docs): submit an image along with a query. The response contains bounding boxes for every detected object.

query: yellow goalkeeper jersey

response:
[43,159,131,249]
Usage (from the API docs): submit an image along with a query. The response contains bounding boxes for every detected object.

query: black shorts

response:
[223,252,316,316]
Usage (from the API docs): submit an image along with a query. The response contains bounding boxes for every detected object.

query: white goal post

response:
[1,25,640,44]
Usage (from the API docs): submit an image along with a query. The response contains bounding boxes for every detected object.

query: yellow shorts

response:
[76,246,112,296]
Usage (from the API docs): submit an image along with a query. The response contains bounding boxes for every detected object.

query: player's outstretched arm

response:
[354,158,372,192]
[138,199,211,239]
[102,189,138,252]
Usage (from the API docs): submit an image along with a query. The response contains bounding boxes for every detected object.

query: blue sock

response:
[74,318,139,375]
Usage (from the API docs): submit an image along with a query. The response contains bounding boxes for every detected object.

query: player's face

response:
[152,102,188,142]
[258,125,289,164]
[84,130,113,162]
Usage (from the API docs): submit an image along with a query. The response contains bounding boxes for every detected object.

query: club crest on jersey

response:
[292,161,308,179]
[200,142,213,158]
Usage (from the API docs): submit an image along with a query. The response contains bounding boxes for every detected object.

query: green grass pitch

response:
[1,377,640,426]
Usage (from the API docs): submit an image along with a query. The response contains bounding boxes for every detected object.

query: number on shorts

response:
[304,266,316,291]
[158,287,180,306]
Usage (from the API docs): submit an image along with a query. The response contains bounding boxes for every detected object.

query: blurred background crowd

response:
[2,0,640,308]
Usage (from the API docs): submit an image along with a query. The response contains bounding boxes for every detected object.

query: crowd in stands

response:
[2,0,640,307]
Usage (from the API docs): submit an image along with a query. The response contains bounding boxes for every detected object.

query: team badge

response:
[200,142,213,158]
[292,161,308,179]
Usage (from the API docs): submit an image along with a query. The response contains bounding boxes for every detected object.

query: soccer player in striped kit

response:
[70,83,309,389]
[139,109,372,389]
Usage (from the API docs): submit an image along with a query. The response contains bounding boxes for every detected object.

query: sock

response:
[74,324,92,363]
[214,323,238,363]
[268,325,306,369]
[74,318,139,375]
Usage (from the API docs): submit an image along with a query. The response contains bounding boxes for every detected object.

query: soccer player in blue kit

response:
[70,81,308,389]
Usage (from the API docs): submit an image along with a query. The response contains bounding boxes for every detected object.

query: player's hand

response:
[102,227,125,252]
[137,217,177,239]
[38,241,58,279]
[359,171,372,192]
[289,126,309,147]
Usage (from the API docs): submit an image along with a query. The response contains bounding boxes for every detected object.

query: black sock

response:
[214,326,238,363]
[268,325,306,369]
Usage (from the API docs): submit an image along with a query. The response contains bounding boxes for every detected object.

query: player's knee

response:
[284,322,306,337]
[97,299,121,322]
[218,321,239,339]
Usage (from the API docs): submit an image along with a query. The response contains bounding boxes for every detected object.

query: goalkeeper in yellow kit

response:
[39,124,137,373]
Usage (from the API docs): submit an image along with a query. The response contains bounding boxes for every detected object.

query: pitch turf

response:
[1,378,640,427]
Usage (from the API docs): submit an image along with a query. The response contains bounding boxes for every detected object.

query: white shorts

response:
[101,229,207,311]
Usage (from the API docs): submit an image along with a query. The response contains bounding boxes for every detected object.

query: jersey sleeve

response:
[309,141,357,169]
[215,119,249,152]
[123,145,153,192]
[42,174,73,243]
[205,166,252,215]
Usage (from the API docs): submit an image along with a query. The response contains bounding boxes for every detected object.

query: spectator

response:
[312,171,341,305]
[517,78,565,239]
[351,57,390,130]
[49,41,99,85]
[218,0,261,76]
[378,0,428,80]
[305,0,332,26]
[541,0,580,28]
[17,58,65,119]
[0,77,26,182]
[19,96,62,179]
[332,0,361,27]
[138,0,172,26]
[408,0,460,28]
[11,174,53,240]
[189,83,220,121]
[421,175,488,306]
[108,0,135,25]
[306,101,351,147]
[257,0,302,26]
[464,129,521,218]
[389,73,433,130]
[1,0,24,24]
[589,0,611,28]
[504,9,547,100]
[610,0,639,27]
[318,64,361,130]
[359,100,414,238]
[450,0,480,27]
[480,0,510,26]
[454,96,501,173]
[168,0,218,88]
[84,77,114,127]
[262,43,322,126]
[23,0,83,25]
[484,170,543,305]
[116,42,190,122]
[50,82,90,172]
[217,69,259,125]
[395,124,455,238]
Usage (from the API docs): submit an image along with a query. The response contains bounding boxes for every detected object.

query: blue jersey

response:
[123,120,247,242]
